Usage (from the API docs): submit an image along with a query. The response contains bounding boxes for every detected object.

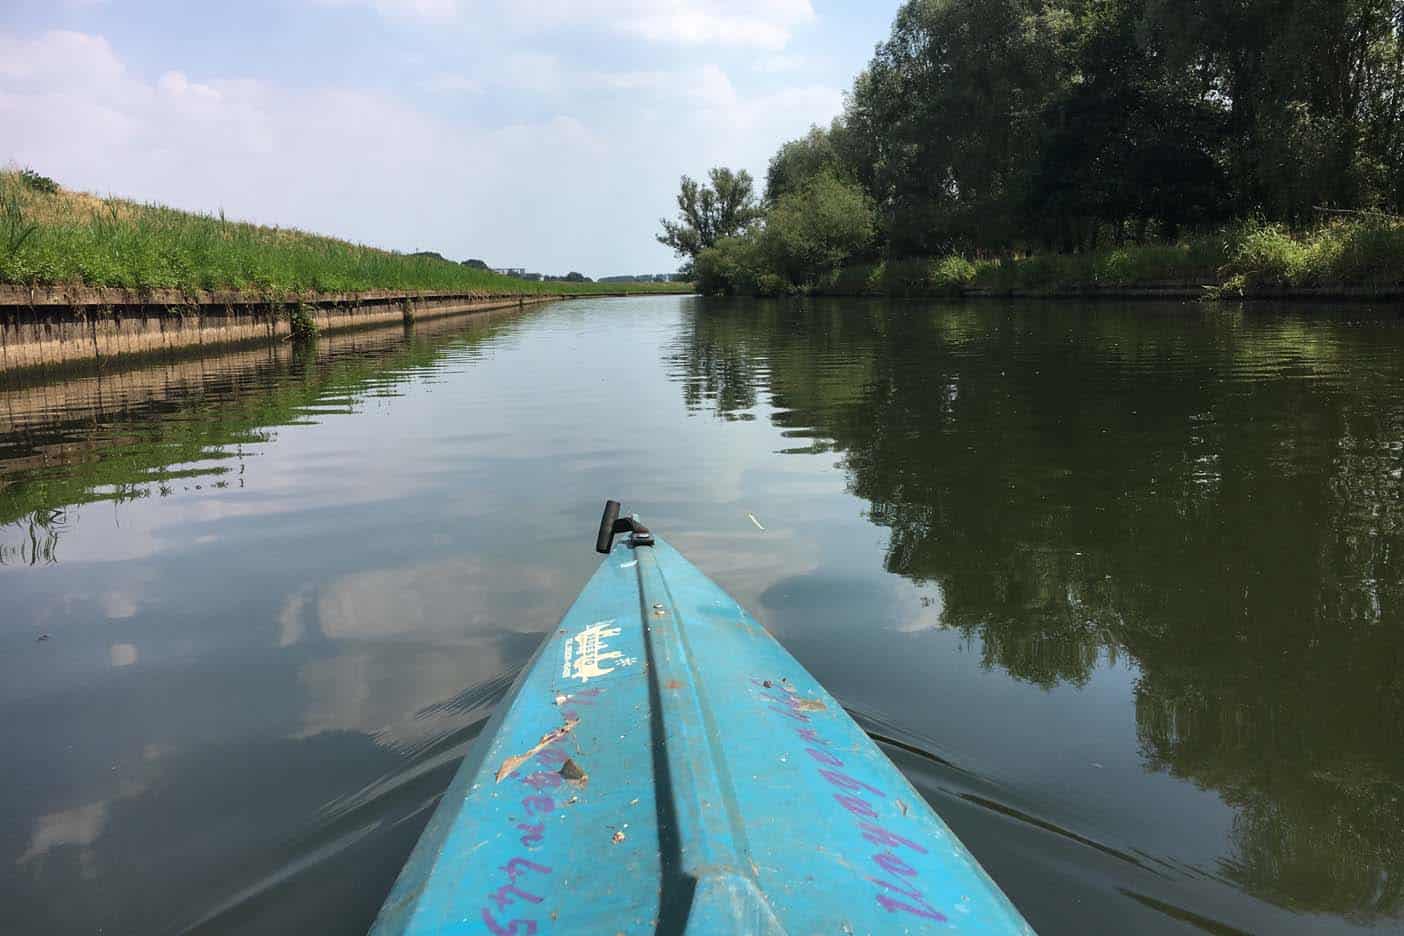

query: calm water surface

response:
[2,296,1401,935]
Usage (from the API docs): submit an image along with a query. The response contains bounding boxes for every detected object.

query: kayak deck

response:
[372,533,1034,935]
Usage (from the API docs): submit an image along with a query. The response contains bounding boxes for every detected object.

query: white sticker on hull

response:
[562,620,636,683]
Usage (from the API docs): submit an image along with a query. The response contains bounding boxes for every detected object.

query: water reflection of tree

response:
[669,299,1404,919]
[0,313,523,561]
[0,507,69,566]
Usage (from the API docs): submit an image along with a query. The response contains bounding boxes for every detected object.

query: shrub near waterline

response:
[1317,217,1404,287]
[1217,218,1404,291]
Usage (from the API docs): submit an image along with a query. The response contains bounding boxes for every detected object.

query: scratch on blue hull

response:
[371,536,1035,935]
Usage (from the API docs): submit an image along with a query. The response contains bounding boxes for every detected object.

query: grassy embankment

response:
[0,170,689,297]
[817,218,1404,298]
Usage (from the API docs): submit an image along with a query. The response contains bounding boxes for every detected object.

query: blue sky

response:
[1,1,895,277]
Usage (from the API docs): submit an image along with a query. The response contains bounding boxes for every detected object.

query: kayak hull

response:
[372,535,1034,935]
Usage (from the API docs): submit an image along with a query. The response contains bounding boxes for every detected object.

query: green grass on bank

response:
[0,170,690,297]
[779,217,1404,298]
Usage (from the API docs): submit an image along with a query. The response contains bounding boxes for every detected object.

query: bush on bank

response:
[694,216,1404,298]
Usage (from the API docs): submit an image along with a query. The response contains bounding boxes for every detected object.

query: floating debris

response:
[495,720,579,783]
[35,634,50,643]
[747,513,767,532]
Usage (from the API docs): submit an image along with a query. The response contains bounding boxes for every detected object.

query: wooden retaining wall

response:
[0,287,563,374]
[0,304,527,465]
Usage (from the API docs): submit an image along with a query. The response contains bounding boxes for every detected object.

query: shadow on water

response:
[670,298,1404,931]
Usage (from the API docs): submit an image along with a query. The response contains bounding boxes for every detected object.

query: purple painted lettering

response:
[876,892,948,923]
[534,748,569,767]
[522,795,555,816]
[834,794,881,819]
[874,851,918,877]
[872,875,929,901]
[858,822,929,855]
[819,769,885,798]
[520,770,563,791]
[481,908,539,935]
[516,821,545,846]
[489,883,543,911]
[752,667,951,928]
[501,857,551,881]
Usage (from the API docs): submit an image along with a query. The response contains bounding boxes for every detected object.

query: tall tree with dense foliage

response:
[681,0,1404,295]
[657,168,763,267]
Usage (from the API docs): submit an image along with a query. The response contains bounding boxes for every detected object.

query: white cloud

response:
[311,0,462,24]
[621,2,812,50]
[754,53,810,74]
[0,30,842,274]
[323,0,816,49]
[0,30,124,85]
[422,72,482,94]
[498,52,565,94]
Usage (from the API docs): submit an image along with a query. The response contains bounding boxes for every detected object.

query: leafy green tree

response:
[762,172,876,286]
[765,124,846,204]
[679,0,1404,284]
[657,168,763,266]
[1026,0,1232,248]
[850,0,1072,255]
[693,232,770,296]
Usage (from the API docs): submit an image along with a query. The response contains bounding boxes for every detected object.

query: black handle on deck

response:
[595,500,654,553]
[596,500,622,553]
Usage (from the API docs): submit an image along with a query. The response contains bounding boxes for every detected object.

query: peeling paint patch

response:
[495,720,579,783]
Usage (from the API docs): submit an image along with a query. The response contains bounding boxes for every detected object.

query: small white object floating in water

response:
[747,512,767,531]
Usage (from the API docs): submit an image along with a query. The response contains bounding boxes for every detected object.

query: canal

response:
[2,295,1401,934]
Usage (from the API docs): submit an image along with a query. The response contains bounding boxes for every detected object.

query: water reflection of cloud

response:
[17,801,109,878]
[313,558,563,642]
[101,590,140,620]
[277,587,312,648]
[295,557,567,748]
[17,767,157,878]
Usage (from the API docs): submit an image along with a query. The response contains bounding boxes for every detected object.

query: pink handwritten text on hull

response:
[480,688,603,934]
[754,679,949,924]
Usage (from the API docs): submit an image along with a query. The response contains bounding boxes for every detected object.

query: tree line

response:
[661,0,1404,294]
